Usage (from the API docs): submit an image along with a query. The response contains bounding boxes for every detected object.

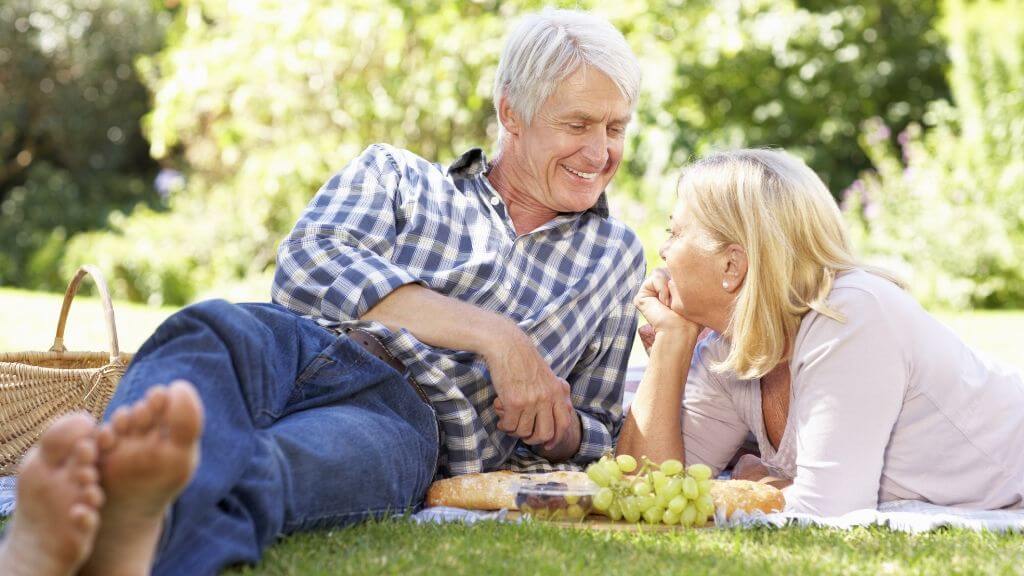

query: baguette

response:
[425,471,784,518]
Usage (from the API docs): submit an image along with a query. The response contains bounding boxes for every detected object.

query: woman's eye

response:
[569,124,586,131]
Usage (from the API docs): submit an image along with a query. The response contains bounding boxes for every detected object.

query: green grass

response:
[226,519,1024,575]
[0,287,178,353]
[2,288,1022,574]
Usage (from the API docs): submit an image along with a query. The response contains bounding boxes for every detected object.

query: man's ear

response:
[722,244,748,293]
[497,95,522,136]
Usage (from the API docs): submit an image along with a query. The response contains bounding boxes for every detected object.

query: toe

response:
[166,381,204,446]
[97,425,116,452]
[81,484,105,509]
[144,386,170,418]
[69,502,100,535]
[70,437,98,467]
[128,399,155,433]
[74,465,99,486]
[37,413,96,466]
[111,406,132,435]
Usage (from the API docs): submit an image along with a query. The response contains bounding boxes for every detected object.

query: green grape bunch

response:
[586,454,716,527]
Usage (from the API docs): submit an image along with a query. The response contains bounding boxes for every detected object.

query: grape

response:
[681,503,697,527]
[608,501,623,521]
[655,492,672,510]
[660,459,684,476]
[697,478,712,496]
[632,481,652,497]
[664,477,683,498]
[682,476,698,500]
[662,508,681,525]
[621,498,641,523]
[643,506,664,524]
[687,463,713,481]
[588,456,717,529]
[602,459,623,481]
[651,470,668,491]
[586,464,610,487]
[696,494,715,517]
[615,454,638,473]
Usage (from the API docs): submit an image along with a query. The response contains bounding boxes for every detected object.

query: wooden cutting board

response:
[505,511,714,531]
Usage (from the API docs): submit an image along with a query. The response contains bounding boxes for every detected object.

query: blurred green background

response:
[1,0,1022,359]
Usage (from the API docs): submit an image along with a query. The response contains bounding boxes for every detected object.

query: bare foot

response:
[0,412,104,576]
[81,380,204,576]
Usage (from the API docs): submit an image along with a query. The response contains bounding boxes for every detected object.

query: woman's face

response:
[659,199,733,331]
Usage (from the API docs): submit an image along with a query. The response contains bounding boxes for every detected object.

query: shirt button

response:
[490,195,501,206]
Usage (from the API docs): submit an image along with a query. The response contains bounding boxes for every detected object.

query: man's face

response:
[510,67,631,213]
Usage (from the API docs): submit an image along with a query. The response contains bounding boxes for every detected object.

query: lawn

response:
[2,287,1023,574]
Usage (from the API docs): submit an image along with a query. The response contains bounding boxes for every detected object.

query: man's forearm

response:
[361,283,516,357]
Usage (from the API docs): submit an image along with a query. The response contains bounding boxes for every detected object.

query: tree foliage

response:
[57,0,957,305]
[844,0,1024,309]
[0,0,166,290]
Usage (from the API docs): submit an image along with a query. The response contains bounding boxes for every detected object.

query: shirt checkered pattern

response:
[272,144,645,477]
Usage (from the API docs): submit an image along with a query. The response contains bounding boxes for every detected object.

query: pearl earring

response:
[722,281,730,290]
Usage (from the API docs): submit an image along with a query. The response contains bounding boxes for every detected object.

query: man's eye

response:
[569,124,586,131]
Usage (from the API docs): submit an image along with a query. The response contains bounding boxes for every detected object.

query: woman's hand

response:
[634,268,703,353]
[732,453,793,490]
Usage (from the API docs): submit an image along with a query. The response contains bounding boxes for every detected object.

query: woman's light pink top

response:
[680,269,1024,516]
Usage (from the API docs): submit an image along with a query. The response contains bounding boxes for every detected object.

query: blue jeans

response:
[104,300,439,575]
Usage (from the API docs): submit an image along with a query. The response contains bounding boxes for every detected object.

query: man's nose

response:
[581,130,609,168]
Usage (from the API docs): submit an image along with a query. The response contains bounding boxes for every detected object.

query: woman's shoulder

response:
[825,268,917,320]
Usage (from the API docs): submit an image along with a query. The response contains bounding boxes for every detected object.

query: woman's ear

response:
[721,244,748,293]
[497,96,522,136]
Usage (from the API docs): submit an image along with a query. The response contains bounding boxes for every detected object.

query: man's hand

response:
[484,327,575,451]
[361,283,577,455]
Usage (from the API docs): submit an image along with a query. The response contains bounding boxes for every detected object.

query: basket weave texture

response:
[0,266,132,475]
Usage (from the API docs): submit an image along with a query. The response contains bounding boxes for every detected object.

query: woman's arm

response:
[616,328,700,462]
[785,287,907,516]
[616,269,747,470]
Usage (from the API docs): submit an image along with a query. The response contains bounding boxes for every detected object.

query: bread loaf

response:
[426,471,784,518]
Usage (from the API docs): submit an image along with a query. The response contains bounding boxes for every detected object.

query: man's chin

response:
[557,189,605,213]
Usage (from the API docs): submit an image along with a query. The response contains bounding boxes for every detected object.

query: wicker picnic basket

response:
[0,265,132,475]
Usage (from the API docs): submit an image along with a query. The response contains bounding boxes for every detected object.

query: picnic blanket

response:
[410,501,1024,533]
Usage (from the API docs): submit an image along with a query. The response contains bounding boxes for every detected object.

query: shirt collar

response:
[447,148,610,219]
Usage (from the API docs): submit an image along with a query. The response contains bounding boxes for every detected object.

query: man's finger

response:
[513,407,537,439]
[524,404,555,445]
[497,403,522,433]
[545,398,574,451]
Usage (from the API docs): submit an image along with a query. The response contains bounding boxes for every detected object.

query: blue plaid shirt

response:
[272,144,645,476]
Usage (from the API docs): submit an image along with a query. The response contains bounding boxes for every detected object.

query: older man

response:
[0,8,645,576]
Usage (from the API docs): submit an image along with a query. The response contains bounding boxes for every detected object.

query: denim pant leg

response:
[105,300,438,576]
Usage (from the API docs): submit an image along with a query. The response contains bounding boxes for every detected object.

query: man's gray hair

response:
[493,9,641,149]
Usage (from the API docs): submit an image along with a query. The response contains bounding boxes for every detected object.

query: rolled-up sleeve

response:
[783,288,907,516]
[565,295,639,464]
[273,144,422,322]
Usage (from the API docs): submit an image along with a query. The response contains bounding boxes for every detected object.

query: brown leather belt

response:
[342,327,430,405]
[343,327,404,373]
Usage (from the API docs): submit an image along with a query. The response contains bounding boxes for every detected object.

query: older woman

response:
[617,149,1024,517]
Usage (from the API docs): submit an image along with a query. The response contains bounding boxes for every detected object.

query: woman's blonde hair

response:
[678,148,903,380]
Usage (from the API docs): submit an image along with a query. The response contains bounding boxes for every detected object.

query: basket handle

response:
[49,265,121,362]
